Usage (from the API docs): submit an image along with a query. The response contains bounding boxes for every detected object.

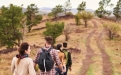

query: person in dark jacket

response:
[62,42,72,75]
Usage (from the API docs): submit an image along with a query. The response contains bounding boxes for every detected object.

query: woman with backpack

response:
[11,42,36,75]
[55,44,66,75]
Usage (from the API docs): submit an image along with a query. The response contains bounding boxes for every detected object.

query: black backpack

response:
[38,47,54,72]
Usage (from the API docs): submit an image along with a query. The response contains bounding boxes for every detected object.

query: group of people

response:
[11,36,72,75]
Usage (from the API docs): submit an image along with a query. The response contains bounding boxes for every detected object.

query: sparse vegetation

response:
[78,11,94,27]
[103,22,120,39]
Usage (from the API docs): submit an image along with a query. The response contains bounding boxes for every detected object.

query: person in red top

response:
[34,36,62,75]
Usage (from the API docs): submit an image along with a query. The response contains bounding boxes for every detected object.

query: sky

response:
[0,0,118,10]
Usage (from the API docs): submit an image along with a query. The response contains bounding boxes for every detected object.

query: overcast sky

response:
[0,0,118,10]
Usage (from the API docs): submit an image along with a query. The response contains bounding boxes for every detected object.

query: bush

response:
[103,22,120,39]
[44,22,64,44]
[66,12,73,16]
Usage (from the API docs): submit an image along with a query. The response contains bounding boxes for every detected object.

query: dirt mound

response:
[0,48,17,55]
[51,15,75,21]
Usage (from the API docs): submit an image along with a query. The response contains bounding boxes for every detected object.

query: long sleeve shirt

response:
[34,47,61,75]
[11,57,36,75]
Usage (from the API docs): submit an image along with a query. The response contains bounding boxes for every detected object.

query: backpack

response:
[63,49,69,65]
[38,47,54,72]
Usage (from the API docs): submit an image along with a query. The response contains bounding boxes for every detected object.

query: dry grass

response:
[88,30,103,75]
[104,39,121,75]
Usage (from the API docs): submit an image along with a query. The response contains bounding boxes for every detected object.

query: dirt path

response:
[96,30,113,75]
[95,19,113,75]
[80,20,98,75]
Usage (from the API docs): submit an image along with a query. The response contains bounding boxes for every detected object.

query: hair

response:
[17,42,29,65]
[63,42,67,48]
[56,44,66,59]
[45,36,53,45]
[56,44,62,51]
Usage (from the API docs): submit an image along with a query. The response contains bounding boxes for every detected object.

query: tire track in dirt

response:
[96,30,113,75]
[80,20,98,75]
[95,19,113,75]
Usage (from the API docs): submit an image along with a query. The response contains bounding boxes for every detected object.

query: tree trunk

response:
[65,34,69,41]
[109,30,113,39]
[115,17,118,22]
[28,26,31,32]
[65,9,66,15]
[84,20,87,27]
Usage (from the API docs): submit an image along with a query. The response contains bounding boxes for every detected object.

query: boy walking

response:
[62,42,72,75]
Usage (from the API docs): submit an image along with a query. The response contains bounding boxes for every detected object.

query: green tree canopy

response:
[0,4,24,48]
[77,1,86,12]
[113,0,121,22]
[51,5,64,18]
[44,22,64,44]
[25,4,42,32]
[95,0,113,18]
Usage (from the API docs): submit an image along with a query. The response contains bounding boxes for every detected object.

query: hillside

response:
[0,16,121,75]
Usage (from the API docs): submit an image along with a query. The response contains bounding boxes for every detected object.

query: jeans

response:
[63,66,68,75]
[55,67,64,75]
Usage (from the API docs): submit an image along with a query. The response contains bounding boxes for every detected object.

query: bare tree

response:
[63,24,72,41]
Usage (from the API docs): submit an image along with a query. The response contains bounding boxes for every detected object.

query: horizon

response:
[0,0,118,10]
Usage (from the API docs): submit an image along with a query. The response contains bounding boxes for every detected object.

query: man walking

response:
[34,36,62,75]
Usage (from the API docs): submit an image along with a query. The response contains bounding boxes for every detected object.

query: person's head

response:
[56,44,62,50]
[45,36,53,45]
[63,42,67,48]
[18,42,31,55]
[17,42,31,65]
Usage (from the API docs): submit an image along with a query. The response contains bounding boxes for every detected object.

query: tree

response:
[44,22,64,44]
[78,11,94,27]
[63,0,72,15]
[0,4,24,48]
[103,22,120,39]
[95,0,113,18]
[51,5,64,18]
[63,24,72,41]
[75,12,81,25]
[77,1,86,12]
[113,0,121,22]
[48,12,53,20]
[25,4,42,32]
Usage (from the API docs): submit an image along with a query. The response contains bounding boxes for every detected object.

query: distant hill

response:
[39,7,95,15]
[21,7,96,15]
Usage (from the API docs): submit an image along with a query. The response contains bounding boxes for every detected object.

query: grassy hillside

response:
[0,16,121,75]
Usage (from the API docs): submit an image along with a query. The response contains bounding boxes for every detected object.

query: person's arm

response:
[61,53,65,65]
[29,59,36,75]
[33,49,41,67]
[54,50,63,70]
[68,52,72,71]
[62,57,66,73]
[11,57,15,73]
